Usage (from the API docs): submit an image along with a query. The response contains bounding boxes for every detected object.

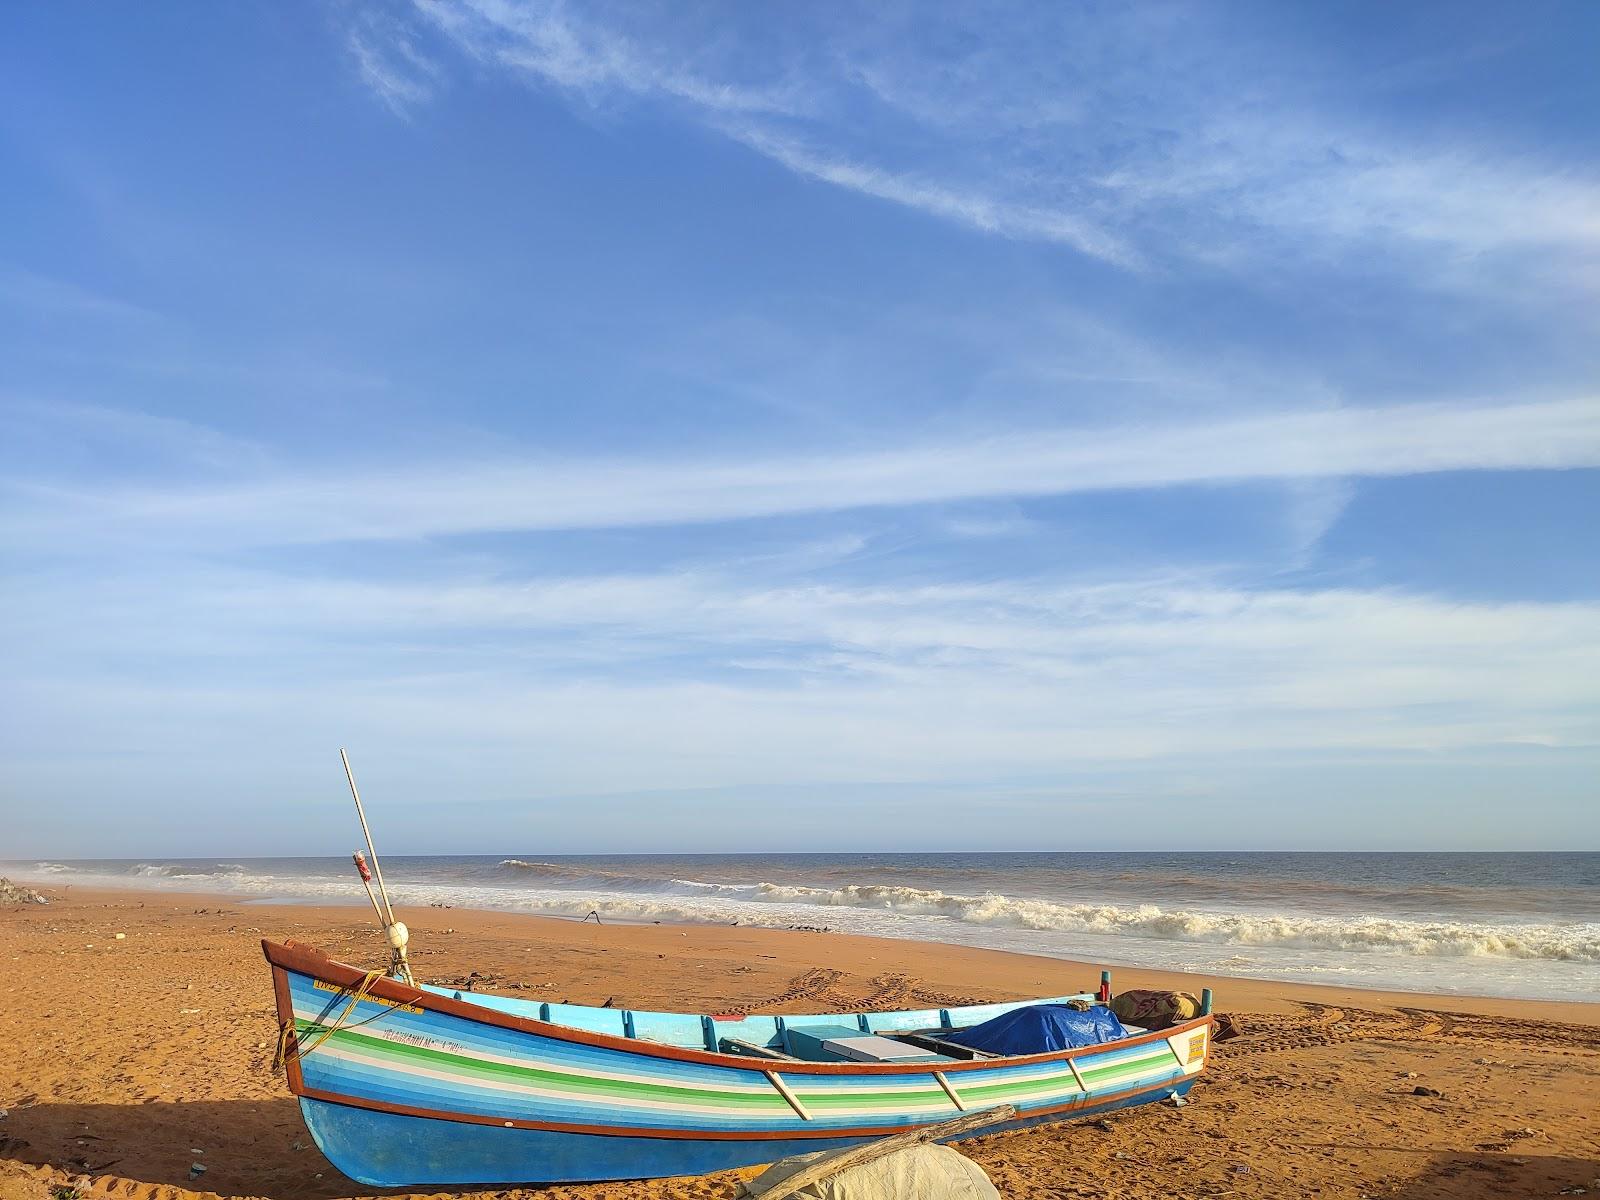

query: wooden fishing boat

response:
[264,938,1214,1186]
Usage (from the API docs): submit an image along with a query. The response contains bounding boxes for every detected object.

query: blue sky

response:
[2,2,1597,855]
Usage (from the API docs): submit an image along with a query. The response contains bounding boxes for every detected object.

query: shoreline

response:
[18,883,1600,1024]
[2,888,1599,1200]
[19,881,1600,1014]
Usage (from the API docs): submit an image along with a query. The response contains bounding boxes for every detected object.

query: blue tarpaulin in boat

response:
[944,1004,1130,1055]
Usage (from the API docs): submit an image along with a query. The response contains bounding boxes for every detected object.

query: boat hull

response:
[321,1070,1199,1185]
[301,1077,1198,1185]
[266,939,1211,1185]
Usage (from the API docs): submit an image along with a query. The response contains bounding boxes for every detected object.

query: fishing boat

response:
[263,937,1214,1185]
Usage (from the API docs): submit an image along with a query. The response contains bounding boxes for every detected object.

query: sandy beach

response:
[2,888,1597,1200]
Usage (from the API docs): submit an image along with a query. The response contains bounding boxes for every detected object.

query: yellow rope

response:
[275,969,387,1070]
[272,1019,294,1072]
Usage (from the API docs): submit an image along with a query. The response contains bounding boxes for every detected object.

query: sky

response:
[1,1,1597,856]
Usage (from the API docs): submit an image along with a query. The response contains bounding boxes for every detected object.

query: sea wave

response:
[473,865,1600,962]
[499,858,643,883]
[127,862,246,879]
[742,882,1600,963]
[499,859,564,874]
[498,859,753,896]
[1096,869,1591,916]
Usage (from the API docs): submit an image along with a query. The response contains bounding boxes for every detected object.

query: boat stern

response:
[1166,1018,1212,1079]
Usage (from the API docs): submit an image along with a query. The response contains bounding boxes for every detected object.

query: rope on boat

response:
[272,969,387,1072]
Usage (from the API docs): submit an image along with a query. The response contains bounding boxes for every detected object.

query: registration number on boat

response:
[381,1030,470,1054]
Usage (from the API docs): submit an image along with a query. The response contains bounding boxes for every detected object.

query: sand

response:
[2,888,1597,1200]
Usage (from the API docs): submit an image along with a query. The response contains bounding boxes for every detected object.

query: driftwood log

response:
[734,1103,1018,1199]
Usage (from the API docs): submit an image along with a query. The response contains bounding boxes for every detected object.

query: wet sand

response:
[2,888,1597,1199]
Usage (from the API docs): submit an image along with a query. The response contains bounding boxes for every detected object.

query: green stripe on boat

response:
[296,1020,1126,1114]
[298,1022,791,1110]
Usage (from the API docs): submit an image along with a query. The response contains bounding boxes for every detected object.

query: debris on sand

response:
[0,878,48,905]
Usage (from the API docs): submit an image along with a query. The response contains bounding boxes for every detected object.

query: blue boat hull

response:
[301,1078,1197,1186]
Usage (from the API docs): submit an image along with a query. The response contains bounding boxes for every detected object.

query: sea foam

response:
[742,882,1600,962]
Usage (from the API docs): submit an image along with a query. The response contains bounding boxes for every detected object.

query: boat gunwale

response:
[264,937,1213,1078]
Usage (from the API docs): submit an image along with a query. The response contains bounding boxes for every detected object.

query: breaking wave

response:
[498,858,754,897]
[498,858,648,884]
[740,883,1600,963]
[127,862,247,879]
[484,869,1598,963]
[499,859,569,875]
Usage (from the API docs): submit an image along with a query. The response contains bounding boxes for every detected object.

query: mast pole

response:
[339,748,414,984]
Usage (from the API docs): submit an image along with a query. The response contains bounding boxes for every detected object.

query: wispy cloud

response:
[0,266,165,323]
[380,0,1130,261]
[9,396,1595,548]
[347,15,440,116]
[1096,115,1600,268]
[412,0,799,116]
[349,2,1600,286]
[0,399,269,479]
[7,567,1597,786]
[1278,477,1358,566]
[721,126,1136,266]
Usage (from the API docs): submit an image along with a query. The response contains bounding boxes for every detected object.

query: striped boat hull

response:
[265,939,1210,1185]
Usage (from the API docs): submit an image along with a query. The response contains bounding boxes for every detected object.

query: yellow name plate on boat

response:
[313,977,423,1014]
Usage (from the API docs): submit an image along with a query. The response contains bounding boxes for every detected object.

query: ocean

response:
[8,851,1598,1002]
